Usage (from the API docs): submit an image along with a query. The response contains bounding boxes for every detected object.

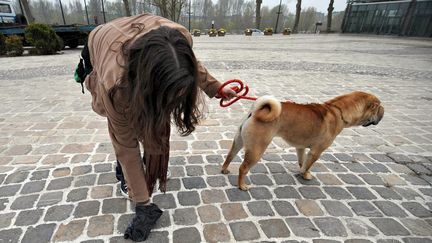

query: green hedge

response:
[5,35,24,56]
[24,23,62,55]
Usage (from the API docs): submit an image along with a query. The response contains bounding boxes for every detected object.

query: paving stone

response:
[370,154,394,162]
[182,176,206,189]
[21,223,56,243]
[402,238,432,243]
[401,174,430,185]
[0,198,7,211]
[53,219,86,242]
[0,212,14,229]
[282,154,298,162]
[382,174,407,186]
[394,187,423,200]
[299,186,326,199]
[205,155,223,163]
[91,185,113,199]
[334,153,354,162]
[313,240,341,243]
[201,189,227,204]
[46,177,73,190]
[344,163,370,173]
[400,218,432,236]
[345,240,373,243]
[272,200,298,216]
[377,240,402,243]
[198,205,221,223]
[372,186,403,200]
[401,202,432,218]
[338,174,365,185]
[178,191,201,206]
[373,201,409,217]
[324,163,348,172]
[251,163,269,173]
[346,186,377,200]
[172,227,201,243]
[259,218,290,238]
[370,218,410,236]
[152,193,176,209]
[0,228,23,243]
[187,155,204,164]
[97,172,117,185]
[247,201,275,216]
[37,191,63,207]
[314,217,347,237]
[221,203,248,221]
[20,180,46,194]
[226,188,251,201]
[273,173,296,185]
[296,199,324,216]
[117,213,135,232]
[11,194,38,210]
[316,173,343,185]
[186,165,204,176]
[44,204,74,221]
[52,167,71,177]
[102,198,127,214]
[285,217,320,237]
[359,174,384,185]
[204,164,222,175]
[88,215,114,237]
[5,171,29,184]
[207,176,227,187]
[387,154,412,163]
[154,211,171,232]
[173,207,197,226]
[348,201,383,217]
[94,163,112,173]
[263,154,282,162]
[170,156,186,165]
[322,200,353,216]
[345,218,379,237]
[74,174,96,187]
[74,201,100,218]
[249,186,273,200]
[230,221,260,241]
[166,178,181,191]
[15,209,44,226]
[250,174,274,186]
[266,162,287,173]
[72,165,92,175]
[0,184,21,197]
[67,188,89,202]
[170,166,185,178]
[323,186,354,199]
[274,186,301,199]
[203,223,230,242]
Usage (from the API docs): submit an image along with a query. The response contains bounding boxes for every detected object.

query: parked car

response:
[250,28,264,36]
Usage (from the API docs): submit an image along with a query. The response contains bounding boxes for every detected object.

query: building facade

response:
[342,0,432,37]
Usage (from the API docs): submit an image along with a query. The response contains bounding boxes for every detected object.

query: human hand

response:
[216,86,238,100]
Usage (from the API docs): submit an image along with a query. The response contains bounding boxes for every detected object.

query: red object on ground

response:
[217,79,257,107]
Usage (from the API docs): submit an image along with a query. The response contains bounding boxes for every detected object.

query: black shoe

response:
[116,161,129,198]
[124,203,163,242]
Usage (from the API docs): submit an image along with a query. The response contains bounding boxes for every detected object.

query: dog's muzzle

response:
[363,106,384,127]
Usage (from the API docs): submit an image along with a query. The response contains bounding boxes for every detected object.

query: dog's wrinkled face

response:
[359,95,385,127]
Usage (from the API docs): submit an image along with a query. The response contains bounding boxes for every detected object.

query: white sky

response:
[263,0,347,13]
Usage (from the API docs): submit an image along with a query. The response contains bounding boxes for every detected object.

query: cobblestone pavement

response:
[0,34,432,243]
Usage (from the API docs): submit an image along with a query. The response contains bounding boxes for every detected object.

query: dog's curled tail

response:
[252,96,282,122]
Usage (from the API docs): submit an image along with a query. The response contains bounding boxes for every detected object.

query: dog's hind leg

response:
[238,141,270,190]
[296,148,306,168]
[221,132,243,174]
[300,149,324,180]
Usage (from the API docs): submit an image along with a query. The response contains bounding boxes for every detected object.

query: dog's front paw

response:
[302,172,313,180]
[238,183,249,191]
[221,168,230,174]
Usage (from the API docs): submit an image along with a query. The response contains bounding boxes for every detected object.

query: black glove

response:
[124,203,163,242]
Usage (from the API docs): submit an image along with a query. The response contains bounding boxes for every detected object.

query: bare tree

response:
[20,0,35,23]
[292,0,301,33]
[123,0,132,16]
[255,0,261,29]
[153,0,187,22]
[326,0,334,32]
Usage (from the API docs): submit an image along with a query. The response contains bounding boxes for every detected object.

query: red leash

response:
[217,79,257,107]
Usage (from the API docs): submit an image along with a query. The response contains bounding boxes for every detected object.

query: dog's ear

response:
[368,102,380,111]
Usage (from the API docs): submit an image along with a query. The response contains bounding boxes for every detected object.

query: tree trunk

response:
[20,0,35,23]
[293,0,301,33]
[255,0,262,29]
[326,0,334,32]
[123,0,132,16]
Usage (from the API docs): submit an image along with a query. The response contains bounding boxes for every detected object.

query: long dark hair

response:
[110,26,202,153]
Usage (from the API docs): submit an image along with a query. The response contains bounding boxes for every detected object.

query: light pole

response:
[59,0,66,25]
[274,0,282,33]
[84,0,90,25]
[188,0,191,32]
